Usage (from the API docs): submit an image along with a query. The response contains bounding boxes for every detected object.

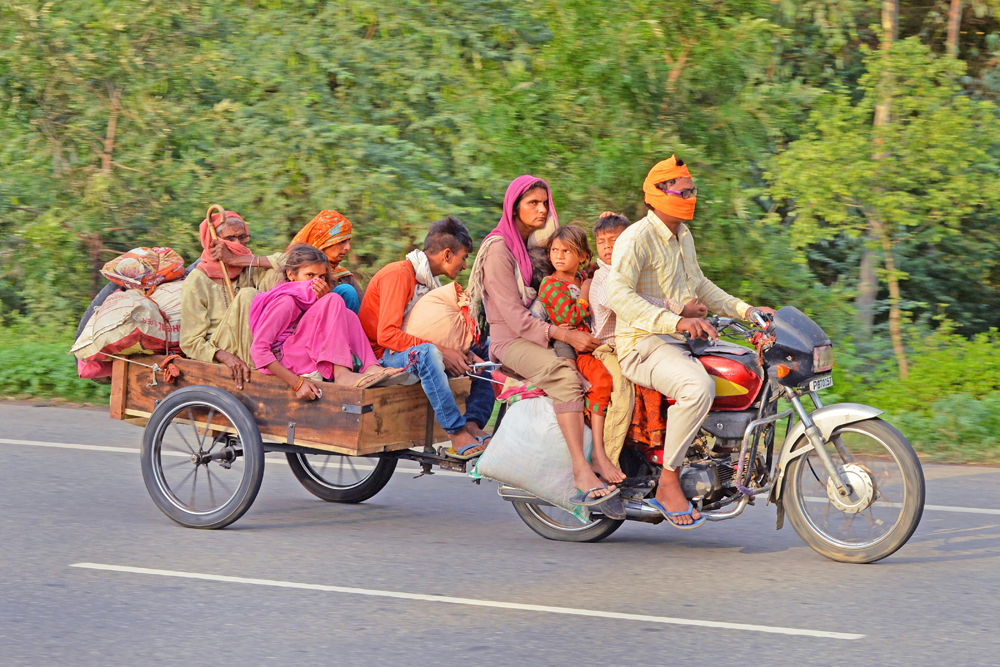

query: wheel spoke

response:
[202,408,217,449]
[172,422,197,455]
[173,467,196,492]
[206,467,217,507]
[190,466,199,507]
[187,408,205,450]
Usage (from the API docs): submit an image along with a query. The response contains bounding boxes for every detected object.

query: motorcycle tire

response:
[512,501,624,543]
[783,417,924,564]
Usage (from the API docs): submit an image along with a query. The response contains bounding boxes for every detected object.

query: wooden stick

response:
[205,204,237,303]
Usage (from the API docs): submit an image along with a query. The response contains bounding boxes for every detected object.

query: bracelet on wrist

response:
[293,376,304,392]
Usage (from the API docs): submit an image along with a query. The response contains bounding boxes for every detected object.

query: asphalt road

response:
[2,401,999,666]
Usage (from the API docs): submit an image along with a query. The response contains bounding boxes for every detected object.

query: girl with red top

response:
[536,225,616,480]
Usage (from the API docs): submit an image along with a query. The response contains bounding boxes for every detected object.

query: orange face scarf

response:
[643,155,696,221]
[197,211,252,281]
[289,210,354,279]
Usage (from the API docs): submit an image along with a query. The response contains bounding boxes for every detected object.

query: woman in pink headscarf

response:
[466,176,625,505]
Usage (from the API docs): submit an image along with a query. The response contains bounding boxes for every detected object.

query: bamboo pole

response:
[205,204,237,303]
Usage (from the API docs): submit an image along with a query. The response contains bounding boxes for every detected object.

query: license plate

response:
[809,375,833,392]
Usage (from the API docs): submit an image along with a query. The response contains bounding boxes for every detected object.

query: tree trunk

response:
[856,241,878,337]
[862,0,909,378]
[877,228,909,379]
[947,0,963,57]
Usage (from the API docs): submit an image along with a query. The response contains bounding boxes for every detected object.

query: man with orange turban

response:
[289,210,365,313]
[607,156,775,529]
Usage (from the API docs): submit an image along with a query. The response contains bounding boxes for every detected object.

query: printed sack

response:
[471,397,594,521]
[148,279,184,351]
[101,247,185,294]
[71,290,169,362]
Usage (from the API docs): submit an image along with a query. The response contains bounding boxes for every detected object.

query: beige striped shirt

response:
[607,211,751,357]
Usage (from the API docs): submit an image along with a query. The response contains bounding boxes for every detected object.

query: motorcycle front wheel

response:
[512,501,623,543]
[783,418,924,564]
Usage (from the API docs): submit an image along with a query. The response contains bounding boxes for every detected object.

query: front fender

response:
[770,403,884,502]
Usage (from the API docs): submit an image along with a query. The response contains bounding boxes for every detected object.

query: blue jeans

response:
[333,283,360,314]
[380,340,496,434]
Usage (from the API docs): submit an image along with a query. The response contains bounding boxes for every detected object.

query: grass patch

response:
[0,324,110,404]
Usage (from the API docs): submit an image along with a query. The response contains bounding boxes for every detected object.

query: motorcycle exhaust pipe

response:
[623,499,665,523]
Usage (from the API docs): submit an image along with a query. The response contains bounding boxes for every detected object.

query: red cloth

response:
[537,275,590,330]
[358,260,430,358]
[629,385,668,448]
[577,352,612,417]
[197,210,252,281]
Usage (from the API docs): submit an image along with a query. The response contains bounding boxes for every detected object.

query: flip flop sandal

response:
[645,499,707,530]
[355,368,413,389]
[443,436,490,461]
[568,484,621,508]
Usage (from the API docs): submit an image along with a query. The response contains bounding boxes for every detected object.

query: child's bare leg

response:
[589,412,625,483]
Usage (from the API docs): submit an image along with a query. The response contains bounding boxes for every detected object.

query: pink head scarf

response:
[485,175,558,284]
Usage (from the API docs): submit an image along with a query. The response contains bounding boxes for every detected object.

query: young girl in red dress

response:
[536,225,617,479]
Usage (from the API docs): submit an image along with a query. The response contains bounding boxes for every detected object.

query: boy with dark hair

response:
[359,216,495,458]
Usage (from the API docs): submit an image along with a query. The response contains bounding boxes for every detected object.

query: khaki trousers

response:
[618,335,714,470]
[501,338,584,414]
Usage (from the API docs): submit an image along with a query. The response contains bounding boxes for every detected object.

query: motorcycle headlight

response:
[813,345,834,373]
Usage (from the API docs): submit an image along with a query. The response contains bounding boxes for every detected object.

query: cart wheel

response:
[141,385,264,529]
[286,452,397,503]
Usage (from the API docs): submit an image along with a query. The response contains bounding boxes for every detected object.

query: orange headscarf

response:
[197,210,252,281]
[289,210,354,280]
[643,155,696,221]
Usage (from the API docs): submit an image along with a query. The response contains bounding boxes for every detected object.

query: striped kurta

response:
[607,211,751,358]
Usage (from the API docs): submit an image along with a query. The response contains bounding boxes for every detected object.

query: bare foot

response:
[464,422,490,440]
[592,456,626,484]
[574,465,615,500]
[655,468,700,525]
[448,430,485,456]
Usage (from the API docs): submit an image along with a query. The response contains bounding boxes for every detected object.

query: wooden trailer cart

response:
[110,354,472,528]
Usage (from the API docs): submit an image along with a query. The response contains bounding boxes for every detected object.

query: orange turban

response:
[289,210,354,279]
[643,155,696,220]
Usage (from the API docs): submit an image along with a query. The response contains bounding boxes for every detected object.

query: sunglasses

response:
[657,186,698,200]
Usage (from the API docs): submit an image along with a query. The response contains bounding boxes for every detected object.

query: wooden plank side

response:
[109,359,128,421]
[356,377,471,454]
[120,356,474,455]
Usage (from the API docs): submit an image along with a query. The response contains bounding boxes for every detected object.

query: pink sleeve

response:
[249,296,300,371]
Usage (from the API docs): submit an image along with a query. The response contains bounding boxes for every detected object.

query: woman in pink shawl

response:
[466,176,625,505]
[248,244,408,400]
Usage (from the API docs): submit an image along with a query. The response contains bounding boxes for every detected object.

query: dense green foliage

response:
[2,1,1000,459]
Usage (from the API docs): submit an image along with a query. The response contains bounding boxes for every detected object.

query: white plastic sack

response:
[471,397,593,521]
[149,279,184,350]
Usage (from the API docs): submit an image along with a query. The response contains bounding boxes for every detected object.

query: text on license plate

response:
[809,375,834,391]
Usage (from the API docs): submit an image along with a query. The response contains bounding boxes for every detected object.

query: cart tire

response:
[141,385,264,529]
[512,501,624,543]
[286,453,397,503]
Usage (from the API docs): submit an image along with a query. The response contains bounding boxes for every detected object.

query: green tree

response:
[768,37,1000,377]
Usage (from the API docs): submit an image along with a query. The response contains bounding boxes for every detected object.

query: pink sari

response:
[249,281,378,379]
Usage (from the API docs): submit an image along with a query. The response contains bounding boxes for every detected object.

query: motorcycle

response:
[499,306,925,564]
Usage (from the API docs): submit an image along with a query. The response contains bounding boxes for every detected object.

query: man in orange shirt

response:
[359,217,495,457]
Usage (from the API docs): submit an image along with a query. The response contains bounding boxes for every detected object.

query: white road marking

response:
[0,438,465,476]
[70,562,863,640]
[803,496,1000,516]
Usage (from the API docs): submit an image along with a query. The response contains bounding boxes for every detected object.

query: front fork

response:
[784,387,854,497]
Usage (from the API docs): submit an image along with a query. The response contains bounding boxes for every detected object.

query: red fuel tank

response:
[699,353,764,411]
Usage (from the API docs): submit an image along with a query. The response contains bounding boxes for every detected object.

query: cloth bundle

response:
[401,281,475,353]
[101,247,185,295]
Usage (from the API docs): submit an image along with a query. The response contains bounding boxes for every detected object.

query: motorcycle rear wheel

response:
[512,501,623,543]
[784,417,924,564]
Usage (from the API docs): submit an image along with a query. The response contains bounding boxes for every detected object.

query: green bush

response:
[893,393,1000,464]
[0,323,110,403]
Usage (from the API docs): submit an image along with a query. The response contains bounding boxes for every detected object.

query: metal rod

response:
[785,387,851,495]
